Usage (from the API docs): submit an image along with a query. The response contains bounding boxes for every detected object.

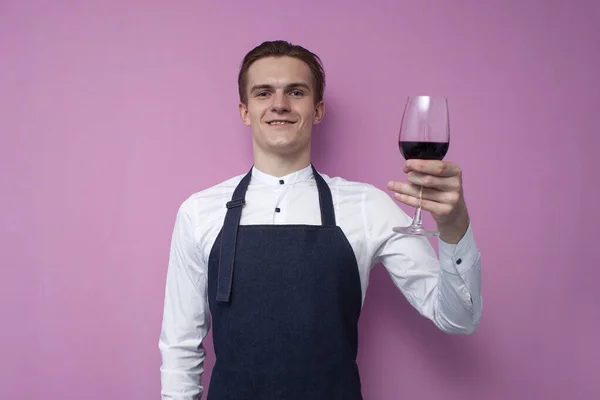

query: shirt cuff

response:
[438,222,479,275]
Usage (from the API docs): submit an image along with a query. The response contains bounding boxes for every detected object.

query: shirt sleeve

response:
[363,185,482,334]
[159,203,210,399]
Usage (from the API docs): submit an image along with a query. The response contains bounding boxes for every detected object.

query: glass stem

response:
[412,186,423,226]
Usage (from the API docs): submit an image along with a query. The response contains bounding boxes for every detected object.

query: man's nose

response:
[271,91,290,113]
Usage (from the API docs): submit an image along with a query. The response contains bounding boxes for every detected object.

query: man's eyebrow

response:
[249,84,273,92]
[286,82,311,91]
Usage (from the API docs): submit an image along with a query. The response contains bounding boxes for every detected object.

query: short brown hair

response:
[238,40,325,105]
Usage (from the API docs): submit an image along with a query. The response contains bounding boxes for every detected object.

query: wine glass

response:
[393,96,450,236]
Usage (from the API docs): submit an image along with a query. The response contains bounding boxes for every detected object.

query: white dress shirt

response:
[159,164,482,400]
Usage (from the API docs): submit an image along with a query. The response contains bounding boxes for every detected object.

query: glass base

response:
[393,224,439,236]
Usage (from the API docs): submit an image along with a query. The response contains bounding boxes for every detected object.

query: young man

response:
[159,40,482,400]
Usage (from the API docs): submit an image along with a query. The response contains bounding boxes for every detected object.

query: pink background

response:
[1,1,599,399]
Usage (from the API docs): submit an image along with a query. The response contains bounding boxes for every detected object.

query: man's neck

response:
[252,149,311,178]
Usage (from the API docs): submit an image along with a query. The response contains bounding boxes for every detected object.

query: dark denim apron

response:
[207,165,363,399]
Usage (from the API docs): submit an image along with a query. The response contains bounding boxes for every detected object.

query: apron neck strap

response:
[311,165,336,226]
[227,164,336,227]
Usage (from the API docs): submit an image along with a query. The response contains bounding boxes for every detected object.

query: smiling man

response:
[240,52,325,176]
[159,40,482,400]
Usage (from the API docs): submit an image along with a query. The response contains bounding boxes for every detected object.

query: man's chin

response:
[257,140,305,157]
[267,143,300,155]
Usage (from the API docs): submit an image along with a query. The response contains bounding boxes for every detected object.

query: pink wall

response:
[1,1,599,399]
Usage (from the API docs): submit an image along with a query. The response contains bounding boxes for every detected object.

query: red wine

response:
[399,141,449,160]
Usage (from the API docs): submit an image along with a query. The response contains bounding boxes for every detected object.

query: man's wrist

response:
[438,208,470,244]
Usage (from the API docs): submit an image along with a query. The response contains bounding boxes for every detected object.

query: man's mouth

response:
[267,120,295,125]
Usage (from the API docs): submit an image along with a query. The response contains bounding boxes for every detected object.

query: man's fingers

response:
[405,159,461,178]
[393,193,454,217]
[405,172,460,192]
[389,181,458,204]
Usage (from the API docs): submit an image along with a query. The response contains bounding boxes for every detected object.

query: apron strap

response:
[216,168,252,303]
[312,165,336,227]
[216,164,336,303]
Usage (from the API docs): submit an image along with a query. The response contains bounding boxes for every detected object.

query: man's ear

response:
[313,100,325,125]
[239,102,251,126]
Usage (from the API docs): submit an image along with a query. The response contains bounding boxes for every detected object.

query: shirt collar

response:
[251,163,314,186]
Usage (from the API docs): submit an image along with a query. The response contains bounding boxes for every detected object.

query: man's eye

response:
[257,92,269,97]
[290,90,303,96]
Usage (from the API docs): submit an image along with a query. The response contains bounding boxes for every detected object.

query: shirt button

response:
[279,180,284,185]
[456,258,462,265]
[275,207,281,213]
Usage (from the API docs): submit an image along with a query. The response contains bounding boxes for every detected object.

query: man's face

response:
[239,56,324,158]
